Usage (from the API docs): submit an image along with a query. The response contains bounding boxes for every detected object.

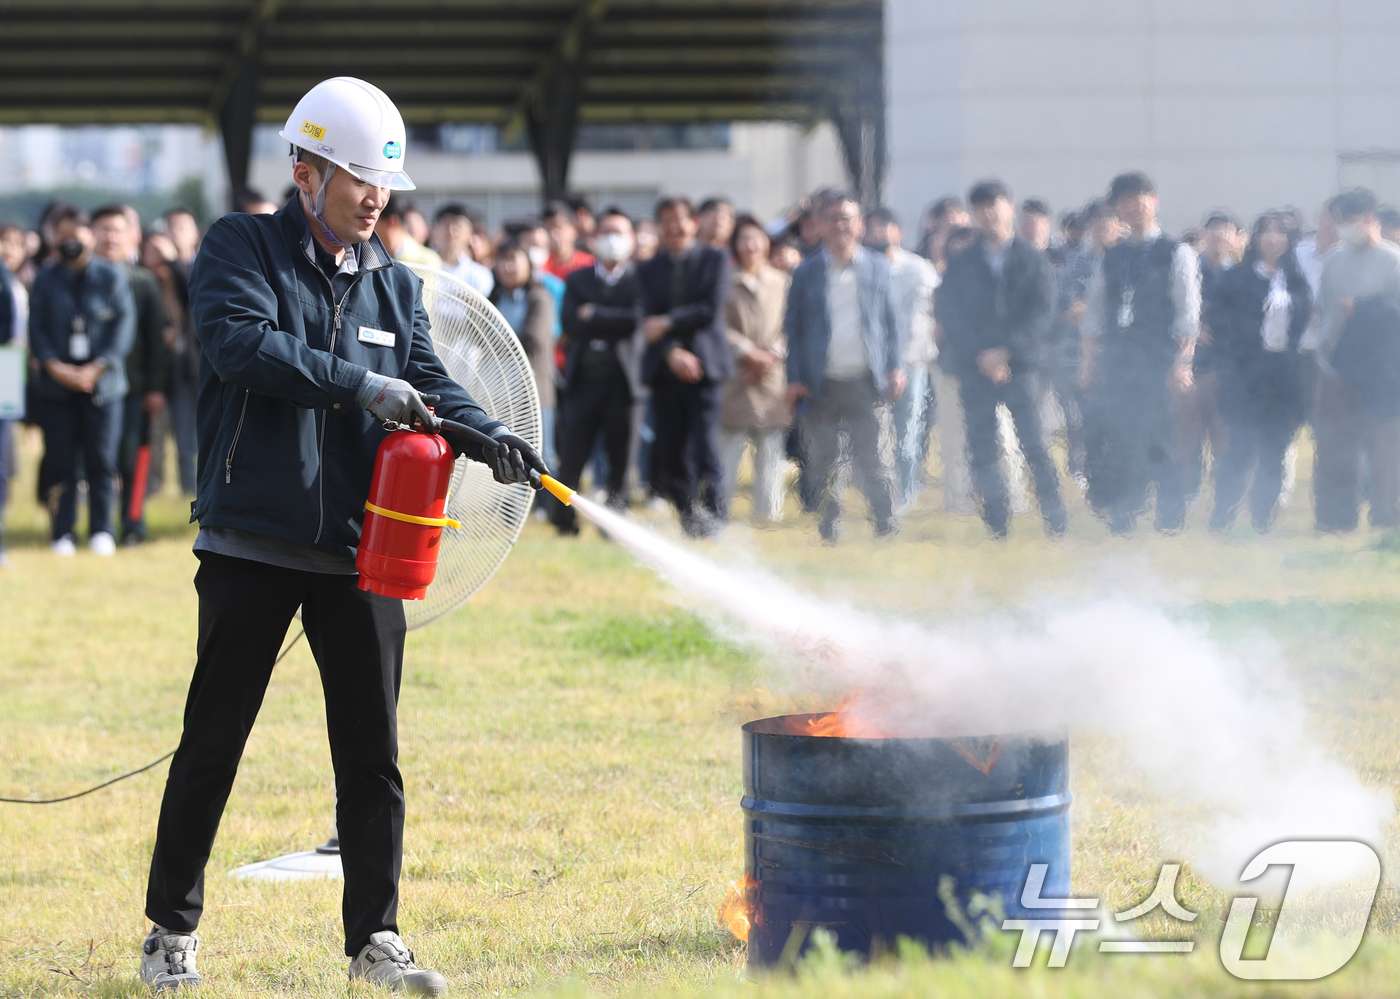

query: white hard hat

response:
[279,77,416,191]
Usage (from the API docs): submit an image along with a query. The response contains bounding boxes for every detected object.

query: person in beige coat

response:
[720,215,791,521]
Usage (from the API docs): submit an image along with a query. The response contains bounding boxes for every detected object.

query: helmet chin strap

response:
[303,162,348,249]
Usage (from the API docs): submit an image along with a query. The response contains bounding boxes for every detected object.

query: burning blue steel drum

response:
[740,713,1071,967]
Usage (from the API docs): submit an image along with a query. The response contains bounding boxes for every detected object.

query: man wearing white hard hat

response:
[137,77,546,993]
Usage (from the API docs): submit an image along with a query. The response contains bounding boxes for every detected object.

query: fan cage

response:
[401,263,543,630]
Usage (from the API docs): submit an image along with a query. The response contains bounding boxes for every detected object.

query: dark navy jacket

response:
[784,247,902,400]
[1098,236,1181,377]
[636,243,734,386]
[189,198,501,559]
[1211,259,1311,424]
[29,256,136,406]
[561,263,645,399]
[936,237,1053,378]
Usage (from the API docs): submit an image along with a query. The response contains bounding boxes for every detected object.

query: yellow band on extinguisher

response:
[364,500,461,530]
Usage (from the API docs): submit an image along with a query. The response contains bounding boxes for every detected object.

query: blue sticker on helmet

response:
[383,140,403,160]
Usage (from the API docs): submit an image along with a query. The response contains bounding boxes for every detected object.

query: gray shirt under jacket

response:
[194,526,357,574]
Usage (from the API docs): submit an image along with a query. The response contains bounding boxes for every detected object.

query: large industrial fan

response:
[397,262,543,630]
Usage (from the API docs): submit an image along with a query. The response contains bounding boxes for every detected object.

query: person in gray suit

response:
[784,192,905,540]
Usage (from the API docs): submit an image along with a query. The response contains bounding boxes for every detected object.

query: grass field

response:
[5,423,1400,998]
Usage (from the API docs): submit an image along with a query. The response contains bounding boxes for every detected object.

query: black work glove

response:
[488,425,548,489]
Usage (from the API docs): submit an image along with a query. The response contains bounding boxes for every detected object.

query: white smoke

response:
[569,496,1394,888]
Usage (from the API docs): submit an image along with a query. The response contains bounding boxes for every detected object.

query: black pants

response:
[1314,370,1400,531]
[959,372,1066,537]
[801,376,896,538]
[550,374,633,532]
[1211,363,1302,532]
[146,552,407,956]
[34,393,122,541]
[649,374,724,535]
[1085,362,1185,534]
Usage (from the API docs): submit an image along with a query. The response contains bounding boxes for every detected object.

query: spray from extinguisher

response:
[355,411,572,600]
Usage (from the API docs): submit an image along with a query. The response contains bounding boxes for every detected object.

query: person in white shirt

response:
[428,203,494,296]
[784,193,904,541]
[864,206,938,511]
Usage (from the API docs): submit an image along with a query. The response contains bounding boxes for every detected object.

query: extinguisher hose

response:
[434,417,500,452]
[431,417,558,494]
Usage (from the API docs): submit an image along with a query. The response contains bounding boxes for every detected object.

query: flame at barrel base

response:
[718,873,758,942]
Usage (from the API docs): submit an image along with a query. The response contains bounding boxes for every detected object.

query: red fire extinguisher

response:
[356,423,461,600]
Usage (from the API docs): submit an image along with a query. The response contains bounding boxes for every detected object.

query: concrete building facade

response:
[886,0,1400,235]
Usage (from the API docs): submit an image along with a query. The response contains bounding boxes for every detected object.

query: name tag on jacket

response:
[358,326,396,347]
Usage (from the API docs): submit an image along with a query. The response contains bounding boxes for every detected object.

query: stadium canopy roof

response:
[0,0,885,205]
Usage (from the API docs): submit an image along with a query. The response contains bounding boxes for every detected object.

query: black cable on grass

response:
[0,749,178,804]
[0,627,306,804]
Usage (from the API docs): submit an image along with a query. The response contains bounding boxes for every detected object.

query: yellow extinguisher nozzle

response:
[539,474,575,506]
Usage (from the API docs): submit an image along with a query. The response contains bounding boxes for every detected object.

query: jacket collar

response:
[820,245,868,271]
[281,193,395,275]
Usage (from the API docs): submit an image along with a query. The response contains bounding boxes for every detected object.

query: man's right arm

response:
[1312,259,1341,362]
[191,218,370,409]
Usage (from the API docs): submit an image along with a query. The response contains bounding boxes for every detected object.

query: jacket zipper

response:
[224,389,251,483]
[312,273,364,544]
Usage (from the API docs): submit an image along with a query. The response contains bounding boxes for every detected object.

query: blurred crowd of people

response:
[4,170,1399,558]
[0,201,202,563]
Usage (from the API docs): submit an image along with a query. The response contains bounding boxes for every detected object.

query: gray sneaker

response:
[348,931,445,995]
[140,925,200,990]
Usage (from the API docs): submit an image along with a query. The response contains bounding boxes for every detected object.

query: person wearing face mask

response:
[1312,187,1400,531]
[514,220,567,337]
[27,205,135,557]
[138,78,544,994]
[550,208,646,534]
[1208,212,1312,532]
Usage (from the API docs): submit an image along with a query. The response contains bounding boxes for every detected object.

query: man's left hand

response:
[667,346,703,383]
[144,391,166,417]
[976,347,1012,385]
[74,362,104,394]
[488,426,549,489]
